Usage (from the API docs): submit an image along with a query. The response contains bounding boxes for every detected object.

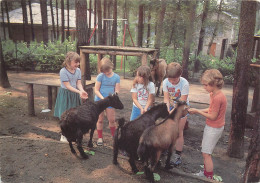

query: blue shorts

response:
[130,105,141,121]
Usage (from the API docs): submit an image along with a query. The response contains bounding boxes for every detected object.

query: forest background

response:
[0,0,260,182]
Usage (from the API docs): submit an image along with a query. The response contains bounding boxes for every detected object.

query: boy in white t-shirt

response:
[163,62,189,166]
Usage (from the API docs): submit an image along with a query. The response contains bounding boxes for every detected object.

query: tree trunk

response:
[0,38,11,88]
[21,0,29,44]
[88,0,92,43]
[56,0,60,39]
[66,0,70,39]
[182,1,196,80]
[75,0,90,80]
[103,0,107,45]
[107,0,112,46]
[111,0,117,67]
[4,1,11,39]
[241,110,260,182]
[1,2,6,40]
[61,0,65,42]
[50,0,56,40]
[94,0,97,45]
[40,0,48,45]
[28,0,35,41]
[146,3,151,48]
[97,0,103,45]
[227,0,257,159]
[154,0,166,57]
[197,0,209,56]
[207,0,223,55]
[137,3,144,47]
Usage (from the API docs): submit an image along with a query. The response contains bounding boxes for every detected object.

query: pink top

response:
[206,91,227,128]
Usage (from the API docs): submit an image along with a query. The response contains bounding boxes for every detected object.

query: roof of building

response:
[1,3,95,28]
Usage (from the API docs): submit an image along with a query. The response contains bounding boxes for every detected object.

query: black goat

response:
[113,103,169,173]
[60,93,124,159]
[137,101,188,183]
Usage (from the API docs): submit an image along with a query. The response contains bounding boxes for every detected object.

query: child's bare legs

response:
[171,116,187,166]
[175,116,187,151]
[203,152,213,172]
[96,112,105,145]
[106,108,116,137]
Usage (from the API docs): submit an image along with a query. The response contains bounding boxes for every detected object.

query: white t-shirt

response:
[163,77,189,107]
[130,82,155,108]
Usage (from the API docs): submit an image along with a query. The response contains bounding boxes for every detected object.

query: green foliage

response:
[195,54,236,83]
[2,38,76,72]
[89,54,97,74]
[127,56,141,76]
[160,46,183,64]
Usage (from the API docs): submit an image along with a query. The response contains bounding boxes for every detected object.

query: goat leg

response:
[165,146,173,170]
[147,165,155,183]
[69,141,76,154]
[129,153,139,173]
[76,133,89,159]
[87,128,94,148]
[113,133,119,165]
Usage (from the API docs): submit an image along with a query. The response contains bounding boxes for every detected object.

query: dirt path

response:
[0,71,254,183]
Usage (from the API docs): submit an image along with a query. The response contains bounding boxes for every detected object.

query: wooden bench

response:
[25,79,95,116]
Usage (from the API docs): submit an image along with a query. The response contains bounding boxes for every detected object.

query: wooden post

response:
[27,83,35,116]
[80,49,86,89]
[47,86,52,109]
[97,53,102,73]
[141,53,147,65]
[52,87,58,109]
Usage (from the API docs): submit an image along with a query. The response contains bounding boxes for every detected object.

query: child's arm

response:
[94,81,104,99]
[144,94,154,112]
[163,91,170,112]
[63,81,87,99]
[76,80,88,99]
[188,108,218,121]
[115,83,120,94]
[132,92,145,114]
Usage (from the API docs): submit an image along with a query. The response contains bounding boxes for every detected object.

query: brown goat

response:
[137,101,189,183]
[150,58,167,96]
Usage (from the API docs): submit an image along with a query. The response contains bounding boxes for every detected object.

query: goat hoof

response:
[113,159,118,165]
[165,164,173,170]
[71,149,76,154]
[81,153,89,159]
[132,169,139,174]
[87,142,94,148]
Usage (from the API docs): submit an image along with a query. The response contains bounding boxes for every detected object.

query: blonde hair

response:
[166,62,182,78]
[133,65,151,88]
[62,52,80,67]
[100,57,114,72]
[201,69,224,89]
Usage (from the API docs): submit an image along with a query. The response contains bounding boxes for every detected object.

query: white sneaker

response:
[194,170,206,178]
[97,138,103,146]
[60,135,68,142]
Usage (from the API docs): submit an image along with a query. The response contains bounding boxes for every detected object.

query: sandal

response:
[97,138,103,146]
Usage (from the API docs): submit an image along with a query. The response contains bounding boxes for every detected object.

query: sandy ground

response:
[0,71,255,183]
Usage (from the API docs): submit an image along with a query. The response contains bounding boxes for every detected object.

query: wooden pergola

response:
[79,45,158,88]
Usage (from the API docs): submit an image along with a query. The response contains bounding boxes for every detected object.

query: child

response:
[130,65,155,121]
[95,57,120,146]
[54,51,88,142]
[189,69,227,179]
[162,62,189,166]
